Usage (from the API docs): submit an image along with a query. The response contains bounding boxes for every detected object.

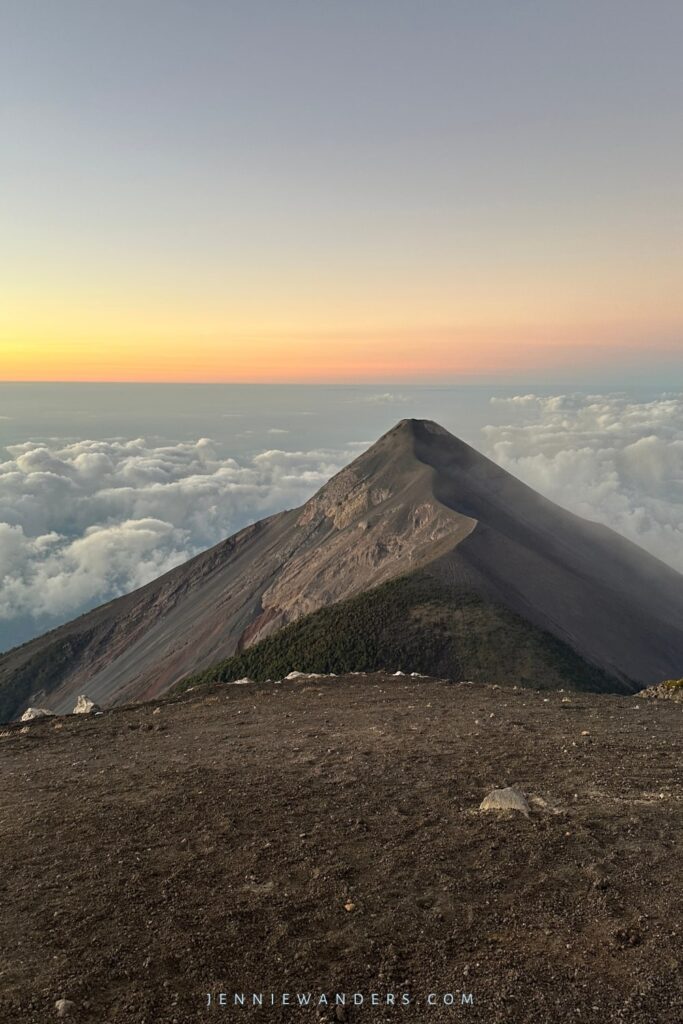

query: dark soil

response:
[1,674,681,1023]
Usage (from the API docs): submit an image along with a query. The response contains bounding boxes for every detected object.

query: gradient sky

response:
[1,1,682,383]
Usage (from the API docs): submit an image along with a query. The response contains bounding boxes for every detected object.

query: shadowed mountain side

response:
[1,419,682,720]
[405,421,683,685]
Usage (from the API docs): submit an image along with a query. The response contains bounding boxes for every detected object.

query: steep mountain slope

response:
[2,419,682,719]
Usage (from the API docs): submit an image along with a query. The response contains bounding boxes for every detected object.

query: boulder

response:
[54,999,75,1017]
[479,785,530,817]
[640,679,683,701]
[20,707,55,722]
[73,694,100,714]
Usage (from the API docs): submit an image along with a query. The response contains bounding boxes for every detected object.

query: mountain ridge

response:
[1,418,682,720]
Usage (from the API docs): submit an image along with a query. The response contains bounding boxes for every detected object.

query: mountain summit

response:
[2,419,683,719]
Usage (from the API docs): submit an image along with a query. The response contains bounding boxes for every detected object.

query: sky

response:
[1,1,682,383]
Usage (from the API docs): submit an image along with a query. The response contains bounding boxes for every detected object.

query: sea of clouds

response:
[483,392,683,571]
[0,391,681,646]
[0,437,356,625]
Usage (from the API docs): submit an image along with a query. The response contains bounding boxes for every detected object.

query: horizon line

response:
[0,377,677,388]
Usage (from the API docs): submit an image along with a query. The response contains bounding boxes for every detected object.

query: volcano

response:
[2,419,683,720]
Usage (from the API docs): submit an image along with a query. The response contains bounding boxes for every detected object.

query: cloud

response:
[482,393,683,571]
[0,436,353,632]
[348,392,410,404]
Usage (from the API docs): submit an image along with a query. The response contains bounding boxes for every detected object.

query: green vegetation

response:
[177,573,622,694]
[663,678,683,689]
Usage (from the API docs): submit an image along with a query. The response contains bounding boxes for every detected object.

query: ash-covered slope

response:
[1,419,682,719]
[408,420,683,686]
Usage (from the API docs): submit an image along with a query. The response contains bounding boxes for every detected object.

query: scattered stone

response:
[285,671,322,680]
[21,707,55,722]
[613,926,642,948]
[344,901,355,912]
[73,694,100,714]
[55,999,75,1018]
[230,677,254,685]
[479,785,530,817]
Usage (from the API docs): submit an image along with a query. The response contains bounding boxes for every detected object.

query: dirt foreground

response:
[1,673,681,1023]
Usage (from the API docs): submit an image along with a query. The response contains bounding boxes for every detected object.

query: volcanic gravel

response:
[0,673,681,1023]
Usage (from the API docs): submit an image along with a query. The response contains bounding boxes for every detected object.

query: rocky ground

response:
[0,673,681,1023]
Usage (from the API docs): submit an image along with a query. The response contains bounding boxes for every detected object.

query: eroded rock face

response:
[73,694,100,714]
[258,493,472,643]
[296,468,387,529]
[20,706,56,722]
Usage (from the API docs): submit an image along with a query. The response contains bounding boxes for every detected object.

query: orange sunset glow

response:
[1,1,682,385]
[2,325,681,383]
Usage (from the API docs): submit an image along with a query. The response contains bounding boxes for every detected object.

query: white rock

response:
[20,707,55,722]
[72,694,100,714]
[479,785,530,817]
[284,671,323,680]
[230,677,253,685]
[393,670,406,676]
[55,999,75,1018]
